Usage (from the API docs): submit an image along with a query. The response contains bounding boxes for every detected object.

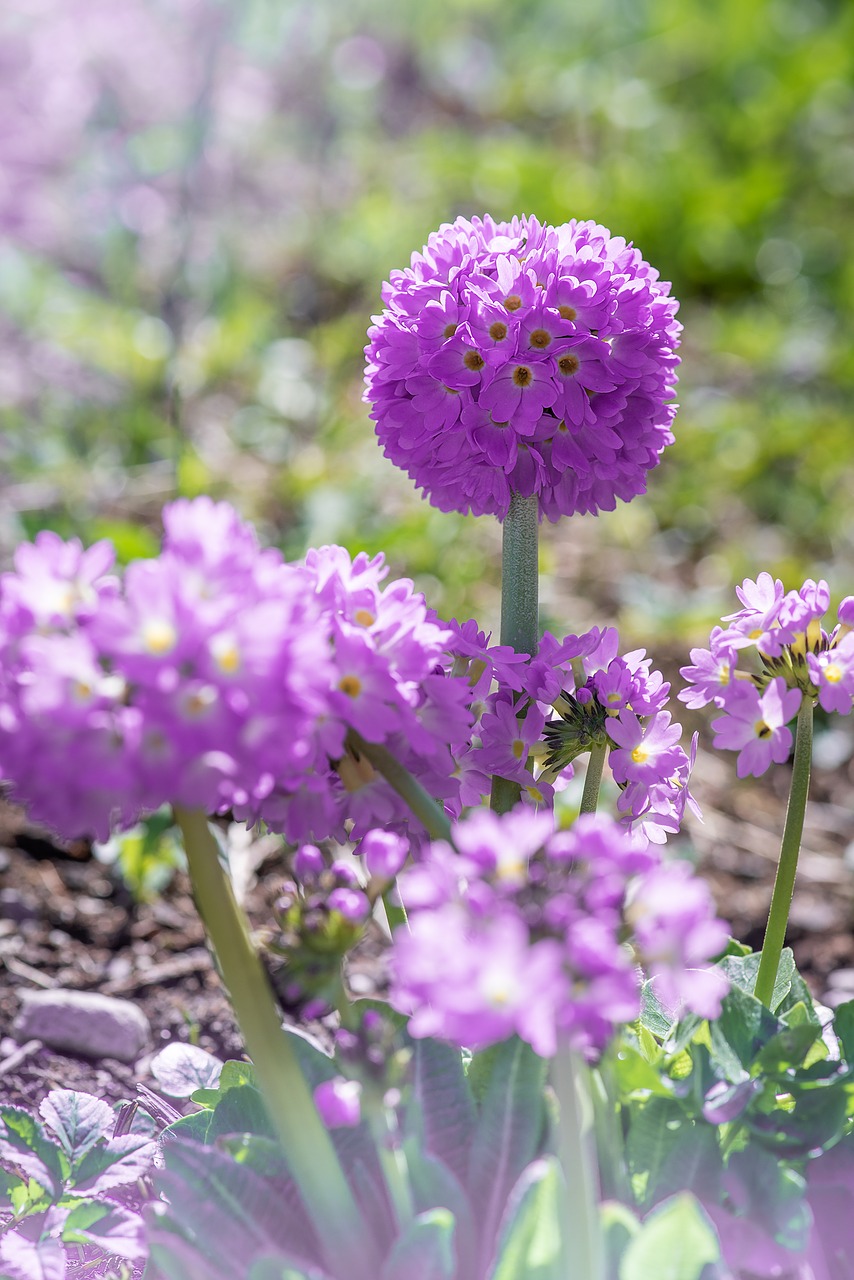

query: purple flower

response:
[607,710,684,787]
[678,627,739,709]
[711,678,802,778]
[391,810,727,1057]
[365,215,681,520]
[314,1078,362,1129]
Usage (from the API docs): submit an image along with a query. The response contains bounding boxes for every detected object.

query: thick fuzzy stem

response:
[580,739,607,815]
[753,698,814,1007]
[491,493,539,814]
[552,1048,605,1280]
[173,807,375,1280]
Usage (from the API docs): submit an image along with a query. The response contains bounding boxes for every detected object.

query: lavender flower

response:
[390,810,727,1058]
[681,575,854,776]
[364,215,681,520]
[0,499,472,844]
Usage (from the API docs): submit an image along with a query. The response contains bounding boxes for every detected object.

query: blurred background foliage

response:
[1,0,852,645]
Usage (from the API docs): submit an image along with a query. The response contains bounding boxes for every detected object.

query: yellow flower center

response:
[825,663,842,684]
[212,636,241,674]
[631,746,649,764]
[338,675,362,698]
[443,322,458,338]
[754,719,771,739]
[512,365,532,387]
[503,294,523,312]
[463,350,485,371]
[529,328,551,348]
[558,354,580,376]
[142,619,177,655]
[559,305,577,322]
[354,609,376,627]
[512,737,526,760]
[489,320,508,342]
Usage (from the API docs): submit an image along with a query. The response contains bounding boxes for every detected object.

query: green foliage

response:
[0,1091,153,1274]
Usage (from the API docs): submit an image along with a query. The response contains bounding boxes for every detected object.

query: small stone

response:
[13,989,151,1063]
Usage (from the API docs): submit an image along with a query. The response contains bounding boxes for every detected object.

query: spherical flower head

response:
[364,214,681,521]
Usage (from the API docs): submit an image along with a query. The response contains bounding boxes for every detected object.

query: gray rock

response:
[13,989,151,1063]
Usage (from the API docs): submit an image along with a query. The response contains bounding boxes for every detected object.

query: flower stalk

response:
[346,729,453,844]
[753,697,814,1007]
[580,739,607,815]
[551,1048,605,1280]
[173,806,376,1280]
[491,493,539,814]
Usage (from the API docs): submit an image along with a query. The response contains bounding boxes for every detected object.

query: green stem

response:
[173,807,375,1280]
[382,887,409,934]
[491,493,540,815]
[753,698,814,1007]
[365,1097,414,1231]
[580,739,607,815]
[346,730,453,843]
[551,1048,605,1280]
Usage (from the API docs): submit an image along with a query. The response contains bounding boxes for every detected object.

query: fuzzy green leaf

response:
[619,1193,721,1280]
[488,1156,571,1280]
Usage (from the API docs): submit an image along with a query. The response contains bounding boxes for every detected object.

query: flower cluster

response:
[445,622,698,843]
[0,499,471,842]
[680,573,854,777]
[390,809,728,1058]
[364,214,681,521]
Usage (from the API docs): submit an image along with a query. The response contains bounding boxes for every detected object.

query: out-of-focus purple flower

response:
[364,215,681,521]
[628,862,729,1018]
[391,810,727,1057]
[0,499,472,844]
[358,829,409,881]
[314,1078,362,1129]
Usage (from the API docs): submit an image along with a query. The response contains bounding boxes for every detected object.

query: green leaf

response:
[612,1046,674,1098]
[755,1018,821,1073]
[467,1038,548,1274]
[488,1157,571,1280]
[832,999,854,1065]
[248,1259,333,1280]
[380,1209,456,1280]
[207,1084,276,1142]
[639,981,675,1040]
[626,1099,706,1210]
[717,949,796,1012]
[192,1058,258,1107]
[69,1134,155,1196]
[62,1198,146,1261]
[600,1201,640,1279]
[410,1038,476,1187]
[0,1107,66,1198]
[619,1193,721,1280]
[710,984,779,1076]
[165,1107,213,1143]
[405,1148,478,1280]
[154,1138,319,1275]
[38,1090,114,1164]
